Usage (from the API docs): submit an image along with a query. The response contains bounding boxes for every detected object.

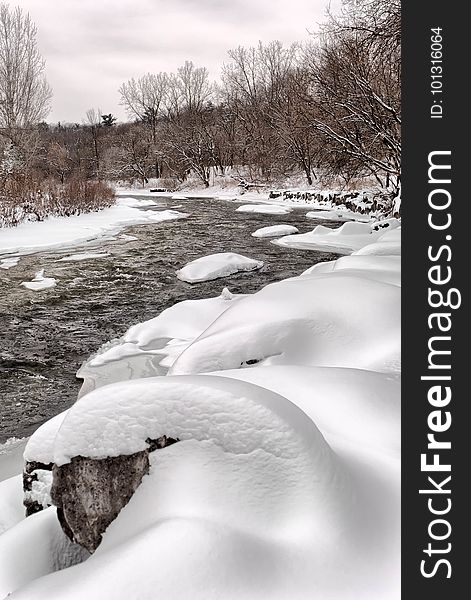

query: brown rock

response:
[50,435,179,553]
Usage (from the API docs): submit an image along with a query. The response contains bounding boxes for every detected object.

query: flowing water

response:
[0,196,341,442]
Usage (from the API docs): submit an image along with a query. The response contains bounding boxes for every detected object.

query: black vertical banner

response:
[402,1,466,598]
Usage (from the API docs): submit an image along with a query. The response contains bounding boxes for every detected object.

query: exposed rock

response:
[50,435,179,553]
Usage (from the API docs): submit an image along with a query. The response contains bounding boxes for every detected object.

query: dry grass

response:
[0,176,115,227]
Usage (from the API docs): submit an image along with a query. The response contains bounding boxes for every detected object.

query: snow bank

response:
[4,373,399,600]
[171,267,400,375]
[236,204,292,215]
[305,209,369,222]
[301,255,401,287]
[176,253,263,284]
[0,209,401,599]
[252,225,299,238]
[0,198,187,256]
[210,365,399,458]
[274,219,400,254]
[77,289,245,395]
[20,270,56,292]
[0,476,24,535]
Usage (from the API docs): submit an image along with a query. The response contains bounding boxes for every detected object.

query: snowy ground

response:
[0,193,401,599]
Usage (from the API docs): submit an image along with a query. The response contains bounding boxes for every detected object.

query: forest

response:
[0,0,400,225]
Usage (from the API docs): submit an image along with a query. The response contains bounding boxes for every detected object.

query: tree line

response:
[0,0,400,225]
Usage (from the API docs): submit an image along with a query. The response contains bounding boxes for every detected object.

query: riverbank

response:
[0,220,400,600]
[0,195,401,598]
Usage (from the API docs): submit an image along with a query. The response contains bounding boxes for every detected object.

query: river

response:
[0,195,341,442]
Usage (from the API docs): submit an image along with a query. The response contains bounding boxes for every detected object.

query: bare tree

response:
[119,73,168,177]
[304,0,401,190]
[85,108,102,176]
[0,4,52,130]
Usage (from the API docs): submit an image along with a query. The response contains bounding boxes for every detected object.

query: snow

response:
[20,270,57,291]
[305,209,369,222]
[0,204,401,599]
[176,253,263,284]
[0,256,19,269]
[23,470,52,511]
[236,204,292,215]
[2,372,400,599]
[43,375,332,466]
[0,438,27,483]
[23,413,67,466]
[252,224,299,238]
[0,197,187,256]
[0,476,24,535]
[57,252,110,262]
[170,264,400,376]
[274,219,400,255]
[76,288,245,396]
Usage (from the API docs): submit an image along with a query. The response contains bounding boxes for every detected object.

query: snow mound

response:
[20,270,56,291]
[77,289,245,395]
[274,219,400,254]
[57,252,110,262]
[0,257,19,270]
[3,372,399,600]
[305,209,366,222]
[301,255,400,286]
[171,261,400,375]
[236,204,292,215]
[0,198,188,256]
[47,375,334,467]
[252,225,299,238]
[352,227,401,256]
[210,365,400,458]
[176,252,263,283]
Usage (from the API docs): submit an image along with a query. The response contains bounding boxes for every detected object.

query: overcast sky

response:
[6,0,337,123]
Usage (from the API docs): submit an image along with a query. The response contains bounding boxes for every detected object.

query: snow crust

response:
[176,252,263,283]
[20,270,57,291]
[0,197,187,256]
[252,224,299,238]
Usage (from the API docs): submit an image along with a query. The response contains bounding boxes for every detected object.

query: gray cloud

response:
[6,0,336,122]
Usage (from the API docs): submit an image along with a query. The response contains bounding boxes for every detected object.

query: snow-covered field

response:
[0,196,401,599]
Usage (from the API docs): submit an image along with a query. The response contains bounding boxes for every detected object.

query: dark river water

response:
[0,196,341,443]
